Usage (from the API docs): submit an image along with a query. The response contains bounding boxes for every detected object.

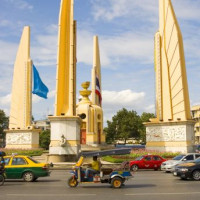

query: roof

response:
[80,148,131,157]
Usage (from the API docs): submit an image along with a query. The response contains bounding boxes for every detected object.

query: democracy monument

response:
[4,0,195,158]
[145,0,195,153]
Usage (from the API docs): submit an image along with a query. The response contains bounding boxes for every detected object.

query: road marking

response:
[7,194,96,197]
[125,192,200,196]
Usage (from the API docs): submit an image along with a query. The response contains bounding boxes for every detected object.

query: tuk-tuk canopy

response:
[80,148,131,158]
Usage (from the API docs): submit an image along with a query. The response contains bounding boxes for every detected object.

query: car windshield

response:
[28,157,39,163]
[173,155,185,160]
[135,156,144,161]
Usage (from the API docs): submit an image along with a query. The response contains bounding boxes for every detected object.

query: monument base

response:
[5,128,40,149]
[145,121,195,153]
[48,116,81,162]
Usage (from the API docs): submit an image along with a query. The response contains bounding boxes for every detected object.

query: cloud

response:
[173,0,200,21]
[102,89,150,123]
[91,0,157,22]
[0,20,12,27]
[0,40,18,65]
[77,30,154,68]
[4,0,33,10]
[32,33,57,67]
[103,89,145,107]
[0,94,11,106]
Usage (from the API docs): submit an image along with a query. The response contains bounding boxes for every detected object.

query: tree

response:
[39,130,50,150]
[0,110,9,147]
[105,108,142,144]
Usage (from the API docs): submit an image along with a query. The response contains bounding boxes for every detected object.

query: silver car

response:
[161,153,200,172]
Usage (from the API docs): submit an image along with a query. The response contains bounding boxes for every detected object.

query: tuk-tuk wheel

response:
[111,177,122,188]
[68,176,78,187]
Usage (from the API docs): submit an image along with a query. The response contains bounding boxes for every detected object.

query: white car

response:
[161,153,200,172]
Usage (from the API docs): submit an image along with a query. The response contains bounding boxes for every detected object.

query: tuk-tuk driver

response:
[85,156,101,178]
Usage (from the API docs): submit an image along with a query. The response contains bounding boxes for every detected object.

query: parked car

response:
[173,157,200,180]
[161,153,200,172]
[129,155,166,171]
[4,155,50,182]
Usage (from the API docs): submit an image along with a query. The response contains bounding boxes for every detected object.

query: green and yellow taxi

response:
[4,155,50,182]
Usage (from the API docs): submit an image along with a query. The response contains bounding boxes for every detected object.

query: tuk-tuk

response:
[0,151,6,186]
[68,148,133,188]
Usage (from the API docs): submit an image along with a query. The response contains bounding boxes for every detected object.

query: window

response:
[28,157,39,163]
[184,155,194,161]
[195,154,200,159]
[144,156,151,161]
[153,156,161,161]
[12,157,27,165]
[4,158,10,166]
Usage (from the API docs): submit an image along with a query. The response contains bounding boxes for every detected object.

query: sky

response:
[0,0,200,125]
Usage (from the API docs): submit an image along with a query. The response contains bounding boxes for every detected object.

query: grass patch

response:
[0,148,44,156]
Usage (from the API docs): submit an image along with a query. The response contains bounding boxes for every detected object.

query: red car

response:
[129,155,166,171]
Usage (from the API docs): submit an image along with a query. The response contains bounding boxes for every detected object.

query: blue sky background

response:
[0,0,200,125]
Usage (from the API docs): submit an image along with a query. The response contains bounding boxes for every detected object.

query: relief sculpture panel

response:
[146,125,186,142]
[7,132,31,144]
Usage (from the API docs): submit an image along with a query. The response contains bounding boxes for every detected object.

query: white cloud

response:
[91,0,157,22]
[0,94,11,106]
[4,0,33,10]
[0,40,18,65]
[32,34,57,66]
[103,89,145,106]
[0,20,12,27]
[77,30,153,68]
[173,0,200,21]
[102,89,149,123]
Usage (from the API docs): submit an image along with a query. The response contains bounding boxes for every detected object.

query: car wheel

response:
[68,176,78,187]
[111,177,122,188]
[192,170,200,181]
[23,172,34,182]
[131,164,138,171]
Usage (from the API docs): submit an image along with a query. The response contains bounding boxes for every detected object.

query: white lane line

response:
[7,194,96,197]
[125,192,200,196]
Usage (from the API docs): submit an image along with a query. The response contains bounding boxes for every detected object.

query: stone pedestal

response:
[145,121,195,153]
[48,116,81,162]
[5,128,40,149]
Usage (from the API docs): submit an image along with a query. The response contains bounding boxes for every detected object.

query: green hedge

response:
[102,150,181,163]
[0,148,44,156]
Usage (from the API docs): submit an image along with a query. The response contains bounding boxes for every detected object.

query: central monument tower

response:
[145,0,195,153]
[49,0,81,161]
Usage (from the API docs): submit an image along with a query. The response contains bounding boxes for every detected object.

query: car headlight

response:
[179,168,188,172]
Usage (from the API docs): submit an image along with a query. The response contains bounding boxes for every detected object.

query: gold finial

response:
[79,82,91,103]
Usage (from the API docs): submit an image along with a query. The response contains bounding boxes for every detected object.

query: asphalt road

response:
[1,170,200,200]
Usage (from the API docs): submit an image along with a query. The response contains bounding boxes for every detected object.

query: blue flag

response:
[32,64,49,99]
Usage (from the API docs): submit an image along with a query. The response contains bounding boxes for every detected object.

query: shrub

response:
[0,148,44,156]
[102,149,180,163]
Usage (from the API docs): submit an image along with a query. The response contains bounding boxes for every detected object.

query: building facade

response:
[191,105,200,144]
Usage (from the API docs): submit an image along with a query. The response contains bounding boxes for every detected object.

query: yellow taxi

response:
[4,155,50,182]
